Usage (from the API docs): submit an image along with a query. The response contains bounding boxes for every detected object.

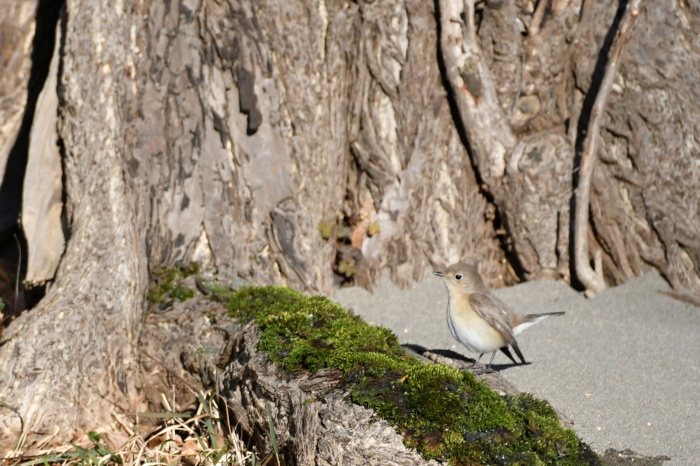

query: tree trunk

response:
[0,0,147,441]
[0,0,698,448]
[578,1,700,292]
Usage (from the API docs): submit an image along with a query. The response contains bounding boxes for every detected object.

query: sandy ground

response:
[333,270,699,465]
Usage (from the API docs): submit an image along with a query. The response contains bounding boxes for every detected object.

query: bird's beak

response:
[433,271,444,277]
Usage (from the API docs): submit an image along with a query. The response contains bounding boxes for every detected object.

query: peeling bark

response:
[22,18,64,286]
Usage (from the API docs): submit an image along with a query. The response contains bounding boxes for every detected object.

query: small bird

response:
[434,262,564,371]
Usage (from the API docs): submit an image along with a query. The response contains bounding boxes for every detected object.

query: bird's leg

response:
[484,351,498,372]
[470,352,497,374]
[469,353,484,369]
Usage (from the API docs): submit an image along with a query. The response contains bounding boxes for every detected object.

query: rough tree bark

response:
[0,0,148,441]
[0,0,698,449]
[573,0,642,295]
[217,320,443,465]
[576,0,700,292]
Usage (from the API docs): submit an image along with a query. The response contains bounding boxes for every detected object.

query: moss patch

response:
[147,264,199,304]
[227,286,601,465]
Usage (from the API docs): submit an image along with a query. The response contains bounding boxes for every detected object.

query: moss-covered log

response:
[210,285,600,464]
[137,271,599,464]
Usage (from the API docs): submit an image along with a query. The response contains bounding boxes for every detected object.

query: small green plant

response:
[317,220,334,240]
[15,431,122,465]
[147,264,200,304]
[227,286,600,465]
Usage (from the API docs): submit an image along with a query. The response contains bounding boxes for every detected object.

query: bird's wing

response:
[469,293,527,364]
[468,292,517,346]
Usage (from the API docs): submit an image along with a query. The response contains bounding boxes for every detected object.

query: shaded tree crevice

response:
[0,0,64,324]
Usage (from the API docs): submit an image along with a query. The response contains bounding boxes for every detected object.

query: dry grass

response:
[2,391,262,466]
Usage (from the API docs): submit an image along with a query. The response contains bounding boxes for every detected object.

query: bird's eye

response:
[455,274,463,280]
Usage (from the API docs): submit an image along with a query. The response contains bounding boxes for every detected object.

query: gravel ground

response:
[333,270,699,465]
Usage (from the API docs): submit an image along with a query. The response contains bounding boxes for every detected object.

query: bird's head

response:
[433,262,485,294]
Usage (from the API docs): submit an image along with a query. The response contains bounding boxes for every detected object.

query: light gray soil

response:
[333,271,699,465]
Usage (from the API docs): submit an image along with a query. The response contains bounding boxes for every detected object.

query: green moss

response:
[148,264,199,303]
[171,284,196,301]
[227,286,601,465]
[196,277,235,299]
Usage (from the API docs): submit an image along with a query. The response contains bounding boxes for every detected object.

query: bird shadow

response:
[401,344,527,372]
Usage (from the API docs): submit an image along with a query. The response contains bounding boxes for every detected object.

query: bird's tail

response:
[513,311,565,335]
